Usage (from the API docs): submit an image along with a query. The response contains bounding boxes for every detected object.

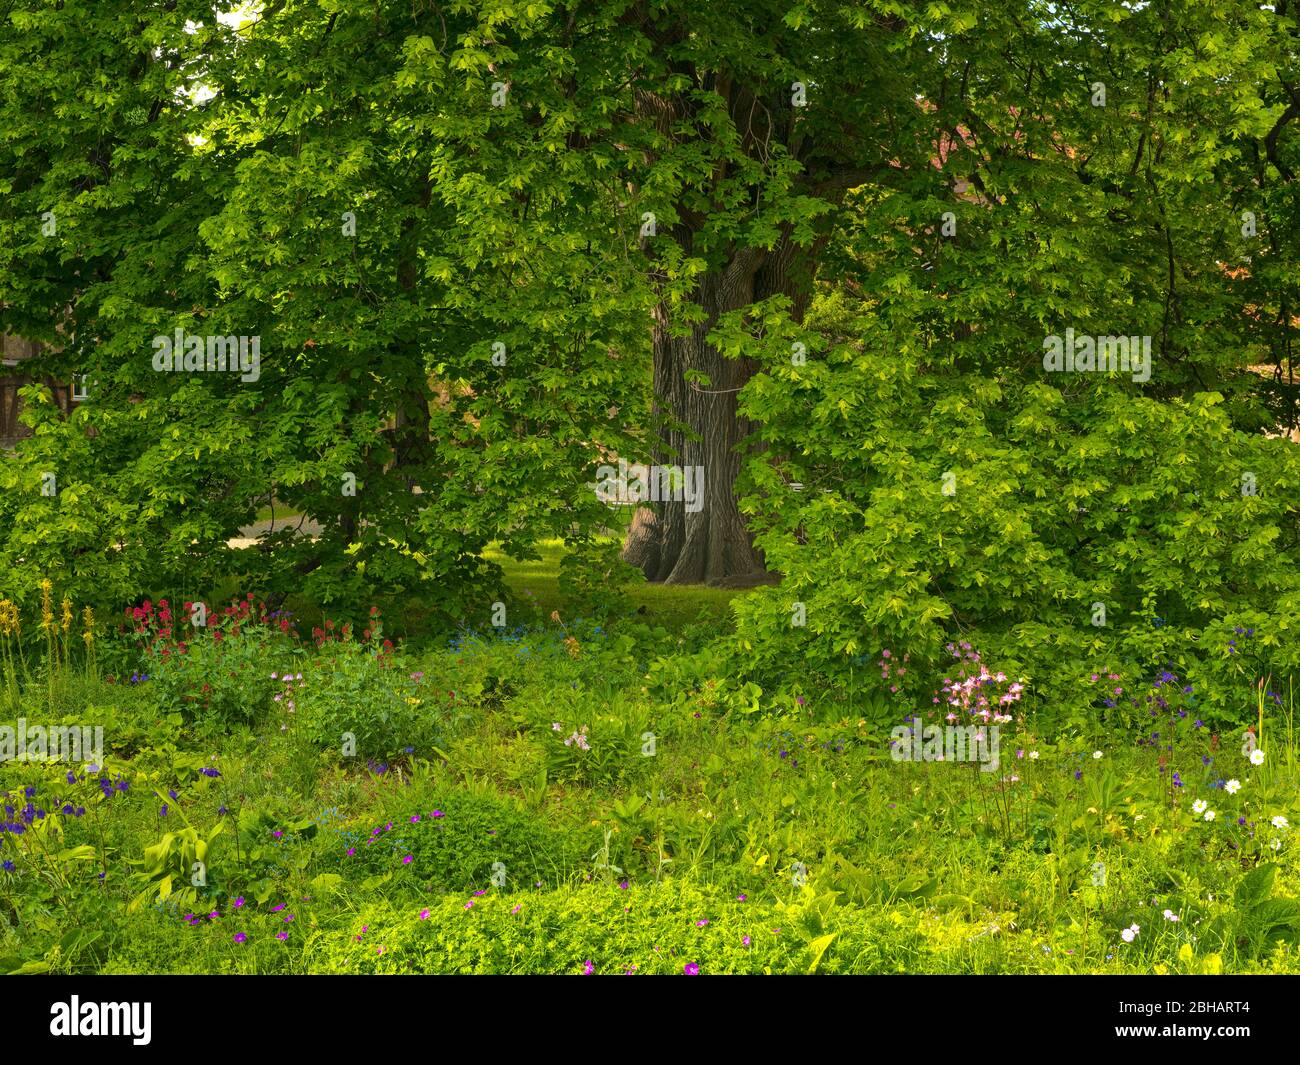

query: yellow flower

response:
[82,605,96,646]
[62,596,73,634]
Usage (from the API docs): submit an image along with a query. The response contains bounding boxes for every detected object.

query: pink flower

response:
[419,909,430,920]
[582,960,595,975]
[684,963,700,975]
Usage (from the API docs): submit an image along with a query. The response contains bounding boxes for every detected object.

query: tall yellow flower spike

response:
[40,579,54,635]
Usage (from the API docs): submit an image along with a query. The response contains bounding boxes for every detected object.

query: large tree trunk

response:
[623,232,809,586]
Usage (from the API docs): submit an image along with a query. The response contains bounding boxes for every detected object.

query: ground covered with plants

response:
[1,577,1297,976]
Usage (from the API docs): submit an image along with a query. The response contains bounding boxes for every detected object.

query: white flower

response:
[1192,799,1207,814]
[1203,810,1216,822]
[1121,924,1139,942]
[1224,779,1241,795]
[1093,751,1103,759]
[551,722,562,731]
[1271,816,1290,830]
[1029,751,1039,760]
[1249,748,1265,765]
[1271,838,1282,851]
[1162,910,1179,922]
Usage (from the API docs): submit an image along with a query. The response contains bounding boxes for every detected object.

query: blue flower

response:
[1,860,13,872]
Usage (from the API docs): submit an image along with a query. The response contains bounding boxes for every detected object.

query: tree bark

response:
[623,231,810,586]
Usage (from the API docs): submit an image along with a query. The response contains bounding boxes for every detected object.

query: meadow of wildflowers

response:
[0,583,1297,976]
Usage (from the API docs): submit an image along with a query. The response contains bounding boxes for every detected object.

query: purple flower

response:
[582,960,595,975]
[684,963,700,975]
[233,932,247,943]
[276,931,289,941]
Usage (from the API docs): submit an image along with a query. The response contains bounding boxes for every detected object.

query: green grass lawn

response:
[485,536,739,631]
